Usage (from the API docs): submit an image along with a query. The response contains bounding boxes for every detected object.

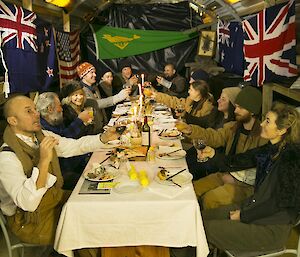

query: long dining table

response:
[54,102,209,257]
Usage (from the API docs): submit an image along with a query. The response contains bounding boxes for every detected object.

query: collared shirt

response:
[0,130,105,216]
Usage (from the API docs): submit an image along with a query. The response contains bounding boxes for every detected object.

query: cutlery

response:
[171,180,182,187]
[99,156,110,165]
[166,168,186,181]
[158,129,166,136]
[158,149,182,157]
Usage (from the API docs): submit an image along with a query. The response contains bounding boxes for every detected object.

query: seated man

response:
[77,62,131,133]
[36,92,91,189]
[112,59,139,95]
[0,95,119,257]
[156,63,187,97]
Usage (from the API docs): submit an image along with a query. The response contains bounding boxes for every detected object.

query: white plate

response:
[154,171,193,186]
[156,118,177,123]
[113,181,142,194]
[84,165,120,182]
[107,140,121,146]
[156,149,186,160]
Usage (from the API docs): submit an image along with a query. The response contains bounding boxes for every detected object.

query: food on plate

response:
[161,130,181,138]
[157,169,168,180]
[86,165,116,181]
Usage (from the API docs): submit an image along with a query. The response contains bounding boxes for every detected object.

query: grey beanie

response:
[235,86,262,115]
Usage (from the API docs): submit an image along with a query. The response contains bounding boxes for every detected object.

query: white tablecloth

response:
[54,104,209,257]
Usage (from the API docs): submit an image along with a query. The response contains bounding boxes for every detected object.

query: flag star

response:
[46,67,54,77]
[231,42,234,48]
[45,40,51,47]
[44,27,49,36]
[221,50,225,62]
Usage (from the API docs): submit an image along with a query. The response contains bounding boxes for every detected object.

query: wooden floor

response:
[0,228,298,257]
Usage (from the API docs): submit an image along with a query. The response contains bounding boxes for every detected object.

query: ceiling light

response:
[226,0,240,4]
[45,0,72,8]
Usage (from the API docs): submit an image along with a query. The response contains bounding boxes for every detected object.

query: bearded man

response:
[177,86,268,209]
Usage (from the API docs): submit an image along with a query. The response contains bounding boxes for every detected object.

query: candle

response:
[141,73,144,88]
[138,83,142,96]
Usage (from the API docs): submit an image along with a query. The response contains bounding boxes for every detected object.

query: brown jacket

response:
[189,119,268,155]
[155,92,214,117]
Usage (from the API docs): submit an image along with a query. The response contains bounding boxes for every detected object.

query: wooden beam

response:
[63,11,70,32]
[22,0,32,11]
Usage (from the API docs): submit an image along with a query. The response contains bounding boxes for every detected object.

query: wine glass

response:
[115,121,127,134]
[176,104,185,121]
[192,139,208,162]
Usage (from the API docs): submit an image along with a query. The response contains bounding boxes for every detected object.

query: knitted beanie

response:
[100,66,113,78]
[222,87,241,105]
[76,62,95,79]
[235,86,262,115]
[191,69,209,82]
[119,59,132,72]
[61,81,83,99]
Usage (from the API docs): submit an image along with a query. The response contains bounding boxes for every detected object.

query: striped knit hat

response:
[76,62,95,79]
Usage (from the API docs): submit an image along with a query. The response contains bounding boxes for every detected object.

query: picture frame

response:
[197,31,216,57]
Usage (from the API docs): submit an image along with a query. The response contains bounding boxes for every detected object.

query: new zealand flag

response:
[243,0,298,87]
[0,0,57,94]
[217,20,244,76]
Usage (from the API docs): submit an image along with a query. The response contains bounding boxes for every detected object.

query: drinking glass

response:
[192,139,208,162]
[176,104,185,121]
[84,107,94,124]
[115,121,127,134]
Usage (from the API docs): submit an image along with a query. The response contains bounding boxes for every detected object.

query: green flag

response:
[91,25,198,59]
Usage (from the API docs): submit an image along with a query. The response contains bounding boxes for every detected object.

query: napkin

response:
[148,182,190,199]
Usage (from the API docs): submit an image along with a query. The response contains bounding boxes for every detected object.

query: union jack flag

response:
[0,0,37,51]
[218,20,230,47]
[0,0,57,94]
[243,0,298,87]
[55,29,80,87]
[217,20,244,76]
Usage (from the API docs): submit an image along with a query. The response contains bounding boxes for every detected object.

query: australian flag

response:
[243,0,298,87]
[0,0,57,94]
[217,20,244,76]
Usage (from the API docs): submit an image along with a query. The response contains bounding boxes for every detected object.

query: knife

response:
[159,149,182,157]
[166,168,186,181]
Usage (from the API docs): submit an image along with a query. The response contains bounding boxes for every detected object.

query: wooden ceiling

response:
[4,0,297,31]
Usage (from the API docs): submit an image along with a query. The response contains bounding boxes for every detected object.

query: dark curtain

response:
[80,1,203,79]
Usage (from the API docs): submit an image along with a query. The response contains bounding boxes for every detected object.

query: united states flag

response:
[243,0,298,87]
[55,29,80,86]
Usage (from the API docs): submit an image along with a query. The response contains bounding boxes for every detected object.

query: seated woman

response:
[184,86,241,180]
[151,80,215,125]
[61,81,94,138]
[199,102,300,252]
[98,69,114,120]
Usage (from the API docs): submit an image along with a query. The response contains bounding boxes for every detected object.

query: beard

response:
[235,112,252,123]
[48,112,63,126]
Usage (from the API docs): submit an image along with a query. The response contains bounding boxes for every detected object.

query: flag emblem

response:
[102,34,140,49]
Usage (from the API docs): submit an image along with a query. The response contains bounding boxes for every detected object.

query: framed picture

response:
[198,31,216,56]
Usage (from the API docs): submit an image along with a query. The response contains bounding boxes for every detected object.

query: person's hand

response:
[156,76,163,85]
[230,210,241,221]
[100,127,120,144]
[144,81,152,87]
[129,76,138,86]
[222,173,236,184]
[39,136,59,164]
[123,87,131,96]
[197,146,215,160]
[175,121,192,135]
[78,110,91,124]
